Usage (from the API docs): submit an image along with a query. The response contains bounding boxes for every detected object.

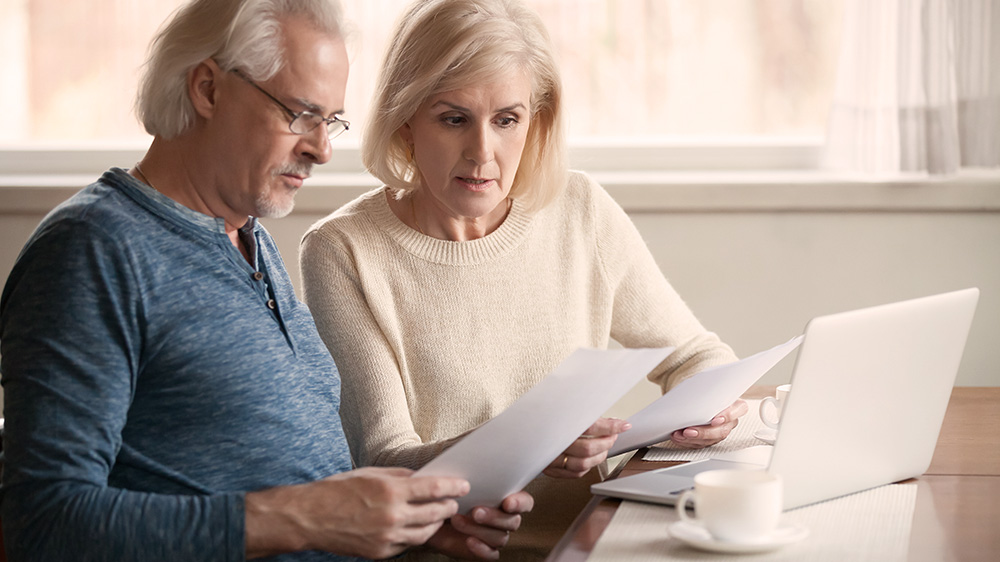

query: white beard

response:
[255,188,295,218]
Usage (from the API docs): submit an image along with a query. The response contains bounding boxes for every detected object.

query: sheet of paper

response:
[608,335,803,456]
[415,346,675,513]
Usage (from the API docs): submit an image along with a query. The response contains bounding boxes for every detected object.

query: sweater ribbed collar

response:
[367,186,534,266]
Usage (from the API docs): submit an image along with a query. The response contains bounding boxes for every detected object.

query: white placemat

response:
[589,483,916,562]
[643,399,768,462]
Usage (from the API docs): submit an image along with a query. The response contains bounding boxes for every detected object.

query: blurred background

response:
[0,0,843,144]
[1,0,997,416]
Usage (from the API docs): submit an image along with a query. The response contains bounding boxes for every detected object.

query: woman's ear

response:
[398,122,414,145]
[188,58,223,119]
[397,124,416,161]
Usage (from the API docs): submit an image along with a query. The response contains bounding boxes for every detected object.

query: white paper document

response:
[608,335,803,456]
[414,346,675,513]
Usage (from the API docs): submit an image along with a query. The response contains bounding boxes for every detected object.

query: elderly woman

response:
[300,0,744,557]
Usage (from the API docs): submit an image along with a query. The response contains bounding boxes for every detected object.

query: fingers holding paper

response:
[426,491,534,560]
[244,466,467,560]
[670,399,749,449]
[543,417,632,478]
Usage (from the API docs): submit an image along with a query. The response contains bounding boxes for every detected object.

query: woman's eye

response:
[497,116,518,127]
[442,115,465,126]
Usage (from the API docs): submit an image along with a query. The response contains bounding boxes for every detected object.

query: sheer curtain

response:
[823,0,1000,176]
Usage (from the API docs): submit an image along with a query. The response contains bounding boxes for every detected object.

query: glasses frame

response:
[230,68,349,140]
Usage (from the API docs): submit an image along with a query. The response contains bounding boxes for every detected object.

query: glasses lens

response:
[328,119,348,139]
[289,113,322,135]
[290,113,349,139]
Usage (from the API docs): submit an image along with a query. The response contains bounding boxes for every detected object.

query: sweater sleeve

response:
[300,226,462,469]
[582,173,738,390]
[0,220,244,562]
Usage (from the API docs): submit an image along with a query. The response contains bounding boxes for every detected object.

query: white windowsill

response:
[1,141,998,214]
[3,170,998,215]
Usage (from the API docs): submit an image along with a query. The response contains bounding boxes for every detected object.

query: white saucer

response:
[667,520,809,553]
[753,427,778,444]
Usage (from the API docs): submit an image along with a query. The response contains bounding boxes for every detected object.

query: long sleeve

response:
[300,227,463,469]
[585,175,737,390]
[1,220,244,562]
[1,170,352,562]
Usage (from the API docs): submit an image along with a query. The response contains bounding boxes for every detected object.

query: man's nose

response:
[298,124,333,165]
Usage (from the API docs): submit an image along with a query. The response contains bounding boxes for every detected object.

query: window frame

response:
[2,140,998,216]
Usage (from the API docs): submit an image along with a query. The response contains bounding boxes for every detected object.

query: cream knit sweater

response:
[300,171,737,557]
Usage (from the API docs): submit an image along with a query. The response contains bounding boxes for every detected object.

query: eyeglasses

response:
[231,69,350,140]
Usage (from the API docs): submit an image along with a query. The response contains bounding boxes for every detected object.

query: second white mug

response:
[759,383,792,430]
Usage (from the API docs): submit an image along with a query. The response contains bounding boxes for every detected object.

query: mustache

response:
[273,162,313,178]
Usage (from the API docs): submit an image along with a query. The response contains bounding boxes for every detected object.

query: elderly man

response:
[0,1,529,560]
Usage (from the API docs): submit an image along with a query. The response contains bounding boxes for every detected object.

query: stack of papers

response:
[416,346,674,513]
[415,337,802,513]
[610,336,802,455]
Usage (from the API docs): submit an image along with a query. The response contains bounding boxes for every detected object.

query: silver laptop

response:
[591,288,980,510]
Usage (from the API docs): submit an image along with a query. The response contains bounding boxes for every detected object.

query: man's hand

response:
[669,399,749,449]
[245,466,469,559]
[426,491,534,560]
[544,417,631,478]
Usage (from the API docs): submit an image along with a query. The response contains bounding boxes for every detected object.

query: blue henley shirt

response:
[0,168,356,561]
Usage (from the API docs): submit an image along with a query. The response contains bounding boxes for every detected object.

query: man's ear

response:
[188,58,223,119]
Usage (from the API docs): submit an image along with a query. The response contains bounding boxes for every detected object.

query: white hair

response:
[135,0,345,139]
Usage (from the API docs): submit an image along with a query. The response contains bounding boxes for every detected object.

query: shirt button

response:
[267,299,277,310]
[253,272,264,281]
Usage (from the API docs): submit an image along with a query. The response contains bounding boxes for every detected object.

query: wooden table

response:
[547,386,1000,562]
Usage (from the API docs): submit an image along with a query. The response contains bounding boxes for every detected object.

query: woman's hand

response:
[544,417,632,478]
[669,399,749,449]
[426,491,534,560]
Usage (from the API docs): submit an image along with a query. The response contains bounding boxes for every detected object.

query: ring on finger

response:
[561,455,569,469]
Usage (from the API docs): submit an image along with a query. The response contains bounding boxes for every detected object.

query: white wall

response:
[2,175,998,414]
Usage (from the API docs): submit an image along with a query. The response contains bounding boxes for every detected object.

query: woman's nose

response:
[463,124,492,165]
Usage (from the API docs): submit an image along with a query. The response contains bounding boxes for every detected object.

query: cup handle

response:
[759,396,780,429]
[675,489,697,524]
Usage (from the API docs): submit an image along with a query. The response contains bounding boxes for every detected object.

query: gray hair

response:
[362,0,567,213]
[136,0,345,139]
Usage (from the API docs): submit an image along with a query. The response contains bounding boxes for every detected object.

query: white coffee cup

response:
[675,469,783,543]
[758,383,791,430]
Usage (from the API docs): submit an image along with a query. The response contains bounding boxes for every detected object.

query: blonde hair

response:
[362,0,567,212]
[135,0,344,139]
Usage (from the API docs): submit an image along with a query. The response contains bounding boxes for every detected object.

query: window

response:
[0,0,843,148]
[0,0,180,144]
